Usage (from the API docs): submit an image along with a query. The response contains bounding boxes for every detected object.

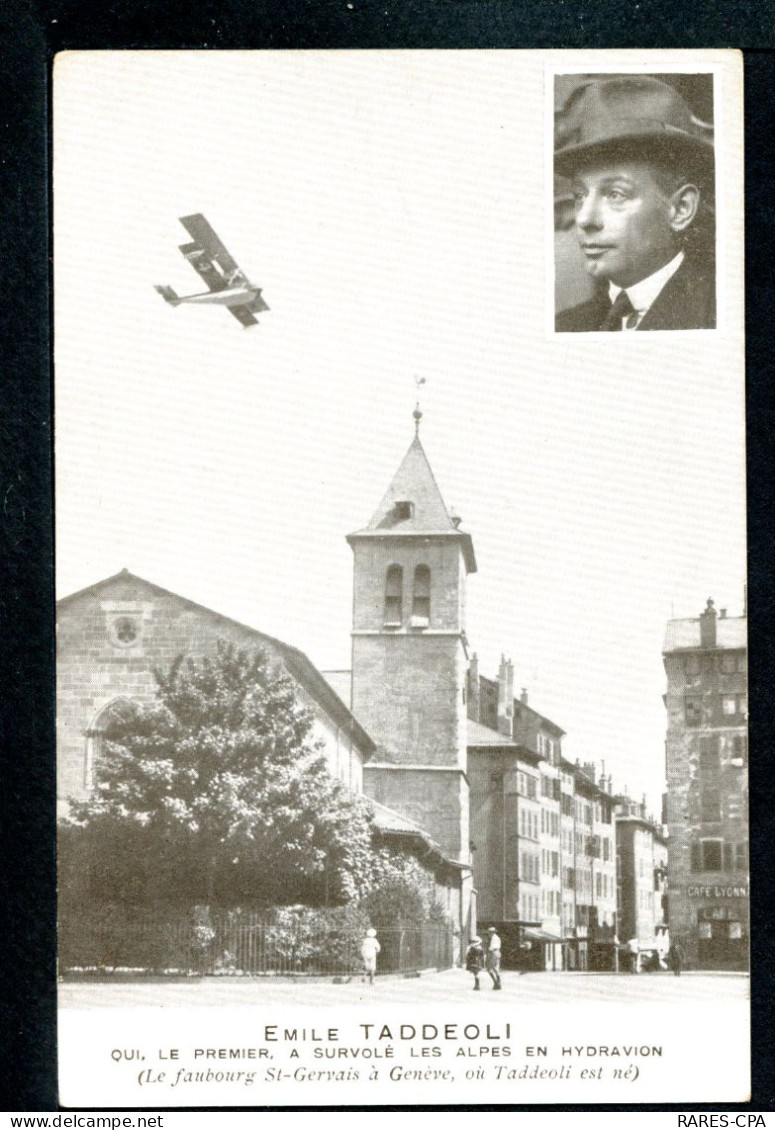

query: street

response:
[59,968,748,1009]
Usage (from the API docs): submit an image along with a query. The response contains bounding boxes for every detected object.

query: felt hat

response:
[555,76,714,183]
[487,926,496,933]
[470,936,481,944]
[366,928,377,937]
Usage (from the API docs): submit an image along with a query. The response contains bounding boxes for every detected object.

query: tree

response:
[361,845,448,928]
[61,641,376,908]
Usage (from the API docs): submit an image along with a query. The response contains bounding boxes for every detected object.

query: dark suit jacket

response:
[556,254,716,332]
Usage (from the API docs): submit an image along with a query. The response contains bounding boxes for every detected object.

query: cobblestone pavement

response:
[59,969,749,1009]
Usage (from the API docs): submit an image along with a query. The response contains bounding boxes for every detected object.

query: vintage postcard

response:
[54,49,747,1107]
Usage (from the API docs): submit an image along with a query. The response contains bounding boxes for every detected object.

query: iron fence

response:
[59,910,454,978]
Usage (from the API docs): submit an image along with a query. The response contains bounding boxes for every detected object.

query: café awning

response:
[523,927,565,944]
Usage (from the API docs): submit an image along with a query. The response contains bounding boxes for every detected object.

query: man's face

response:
[571,159,680,288]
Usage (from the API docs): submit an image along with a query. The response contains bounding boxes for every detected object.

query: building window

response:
[700,789,721,822]
[85,697,136,790]
[684,654,700,675]
[384,565,403,626]
[701,839,723,871]
[107,614,142,648]
[411,565,430,627]
[731,735,748,765]
[721,695,747,720]
[685,697,702,726]
[699,735,720,779]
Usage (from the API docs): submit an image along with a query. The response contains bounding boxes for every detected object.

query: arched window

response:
[412,565,431,627]
[384,565,403,627]
[84,697,136,790]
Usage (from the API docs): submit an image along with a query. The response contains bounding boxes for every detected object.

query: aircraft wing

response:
[178,240,228,291]
[247,291,270,314]
[179,214,244,287]
[228,304,260,329]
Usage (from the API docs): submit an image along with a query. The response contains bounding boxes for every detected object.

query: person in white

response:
[626,937,640,974]
[360,927,380,985]
[485,926,502,990]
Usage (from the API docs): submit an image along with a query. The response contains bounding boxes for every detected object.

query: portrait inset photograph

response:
[554,73,716,332]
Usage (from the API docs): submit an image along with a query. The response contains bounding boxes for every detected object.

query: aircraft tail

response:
[155,284,181,307]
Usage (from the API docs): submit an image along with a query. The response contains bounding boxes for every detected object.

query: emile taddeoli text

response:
[119,1019,666,1059]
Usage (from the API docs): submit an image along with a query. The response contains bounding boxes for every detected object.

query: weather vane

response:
[413,376,426,434]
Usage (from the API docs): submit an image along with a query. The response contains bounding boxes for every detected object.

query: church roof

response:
[58,569,376,757]
[347,433,476,572]
[369,798,468,870]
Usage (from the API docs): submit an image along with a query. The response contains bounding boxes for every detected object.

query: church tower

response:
[347,409,476,864]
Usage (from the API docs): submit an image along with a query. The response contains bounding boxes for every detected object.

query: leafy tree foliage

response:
[361,845,448,928]
[61,641,375,908]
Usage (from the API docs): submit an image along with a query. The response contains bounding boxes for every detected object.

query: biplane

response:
[155,214,269,328]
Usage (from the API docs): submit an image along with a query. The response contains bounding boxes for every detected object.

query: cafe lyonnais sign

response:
[678,884,748,899]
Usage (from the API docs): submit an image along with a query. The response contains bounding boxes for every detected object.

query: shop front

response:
[696,903,748,970]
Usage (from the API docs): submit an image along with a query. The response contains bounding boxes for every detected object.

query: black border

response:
[3,2,774,1113]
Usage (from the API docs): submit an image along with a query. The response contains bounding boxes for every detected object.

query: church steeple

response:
[347,419,475,865]
[348,428,476,572]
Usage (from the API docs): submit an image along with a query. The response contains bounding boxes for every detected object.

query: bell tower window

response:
[411,564,431,628]
[384,565,403,627]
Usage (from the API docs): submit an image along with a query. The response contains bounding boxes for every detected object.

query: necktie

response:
[602,290,638,331]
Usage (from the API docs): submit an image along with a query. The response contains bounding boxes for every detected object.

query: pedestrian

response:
[554,75,716,332]
[465,935,484,991]
[485,926,503,990]
[668,938,683,977]
[360,927,380,985]
[626,937,640,974]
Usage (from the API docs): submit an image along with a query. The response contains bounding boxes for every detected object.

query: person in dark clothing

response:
[465,936,485,991]
[668,939,683,977]
[555,76,715,332]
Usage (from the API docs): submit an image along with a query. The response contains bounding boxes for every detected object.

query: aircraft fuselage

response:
[178,284,259,308]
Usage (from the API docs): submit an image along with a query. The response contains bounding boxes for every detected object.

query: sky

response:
[54,50,746,814]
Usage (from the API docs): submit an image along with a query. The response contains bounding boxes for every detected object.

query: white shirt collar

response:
[609,250,685,327]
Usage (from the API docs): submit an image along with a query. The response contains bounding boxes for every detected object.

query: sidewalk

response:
[59,967,749,1009]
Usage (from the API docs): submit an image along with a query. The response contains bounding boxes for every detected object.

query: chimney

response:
[497,655,514,737]
[468,654,480,721]
[583,761,596,781]
[700,597,717,647]
[520,687,529,705]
